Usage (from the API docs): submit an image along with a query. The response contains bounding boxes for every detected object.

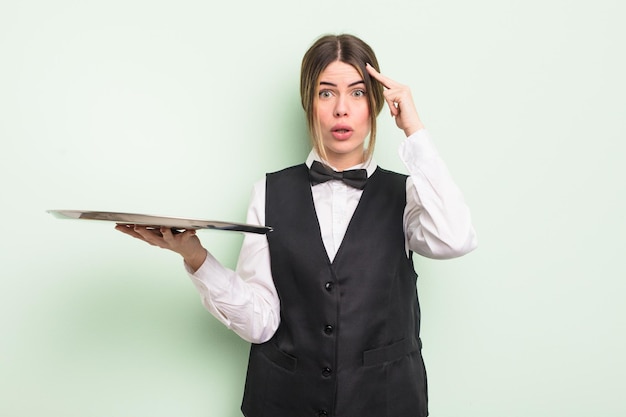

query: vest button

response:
[318,410,329,417]
[324,325,334,335]
[324,282,333,292]
[322,367,332,377]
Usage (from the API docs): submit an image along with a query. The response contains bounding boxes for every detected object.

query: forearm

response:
[185,248,280,343]
[400,130,478,259]
[185,179,280,343]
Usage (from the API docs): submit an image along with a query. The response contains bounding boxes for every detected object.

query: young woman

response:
[117,34,477,417]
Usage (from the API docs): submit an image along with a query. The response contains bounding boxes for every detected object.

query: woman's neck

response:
[321,150,365,171]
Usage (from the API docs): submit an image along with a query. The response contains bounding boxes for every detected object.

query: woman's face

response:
[314,60,371,169]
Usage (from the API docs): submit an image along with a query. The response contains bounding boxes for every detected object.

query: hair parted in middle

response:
[300,34,385,164]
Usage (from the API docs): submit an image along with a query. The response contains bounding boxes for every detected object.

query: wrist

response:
[404,121,425,137]
[184,248,208,273]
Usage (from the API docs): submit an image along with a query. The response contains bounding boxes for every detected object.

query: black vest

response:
[241,164,428,417]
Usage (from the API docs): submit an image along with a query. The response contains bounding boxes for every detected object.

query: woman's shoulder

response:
[266,163,308,178]
[374,166,408,181]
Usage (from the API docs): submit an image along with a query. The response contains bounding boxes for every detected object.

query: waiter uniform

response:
[241,163,428,417]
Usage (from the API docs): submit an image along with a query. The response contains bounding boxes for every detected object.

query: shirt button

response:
[324,325,334,335]
[322,367,332,377]
[324,282,333,292]
[318,410,329,417]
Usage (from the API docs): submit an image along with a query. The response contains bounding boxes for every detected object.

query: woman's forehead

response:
[318,61,362,85]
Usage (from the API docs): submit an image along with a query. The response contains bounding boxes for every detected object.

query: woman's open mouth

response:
[331,125,353,140]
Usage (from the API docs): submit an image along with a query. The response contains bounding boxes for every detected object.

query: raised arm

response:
[366,64,477,259]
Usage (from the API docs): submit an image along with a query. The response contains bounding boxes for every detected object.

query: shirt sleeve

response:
[400,129,478,259]
[184,179,280,343]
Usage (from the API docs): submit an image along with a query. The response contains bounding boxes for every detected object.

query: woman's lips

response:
[331,125,353,140]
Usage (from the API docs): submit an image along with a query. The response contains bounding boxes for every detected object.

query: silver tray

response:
[47,210,272,234]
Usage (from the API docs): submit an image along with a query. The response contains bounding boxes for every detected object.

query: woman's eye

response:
[352,89,367,97]
[318,90,333,99]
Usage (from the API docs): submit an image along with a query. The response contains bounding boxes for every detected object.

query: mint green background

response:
[1,1,625,416]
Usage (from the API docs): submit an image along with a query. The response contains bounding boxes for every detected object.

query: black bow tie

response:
[309,160,368,190]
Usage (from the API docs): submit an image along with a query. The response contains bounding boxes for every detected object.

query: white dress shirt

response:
[185,129,477,343]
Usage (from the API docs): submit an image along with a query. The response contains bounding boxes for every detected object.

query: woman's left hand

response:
[366,63,424,137]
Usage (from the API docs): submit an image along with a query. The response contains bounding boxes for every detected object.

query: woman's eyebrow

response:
[319,80,365,87]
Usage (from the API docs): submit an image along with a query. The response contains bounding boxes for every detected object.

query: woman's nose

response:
[334,97,348,117]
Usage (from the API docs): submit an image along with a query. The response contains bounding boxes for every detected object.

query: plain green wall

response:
[1,0,625,416]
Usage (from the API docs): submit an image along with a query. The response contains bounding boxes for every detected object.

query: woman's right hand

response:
[115,224,208,272]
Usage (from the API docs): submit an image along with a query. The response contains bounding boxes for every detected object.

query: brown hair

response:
[300,34,384,164]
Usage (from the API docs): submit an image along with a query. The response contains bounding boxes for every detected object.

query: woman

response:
[117,34,477,417]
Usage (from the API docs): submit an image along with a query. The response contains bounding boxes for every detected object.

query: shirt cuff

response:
[185,250,233,298]
[398,128,440,168]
